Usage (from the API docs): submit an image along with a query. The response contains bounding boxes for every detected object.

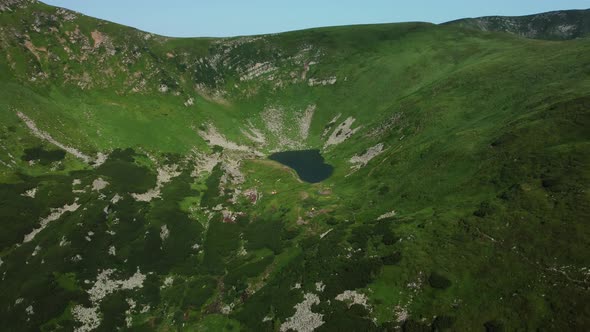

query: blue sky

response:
[41,0,590,37]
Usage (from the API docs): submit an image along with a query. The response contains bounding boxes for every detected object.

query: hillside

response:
[0,1,589,331]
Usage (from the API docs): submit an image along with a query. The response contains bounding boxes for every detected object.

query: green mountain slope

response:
[445,9,590,40]
[0,1,589,331]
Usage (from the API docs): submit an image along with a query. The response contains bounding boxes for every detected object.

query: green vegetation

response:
[0,1,588,331]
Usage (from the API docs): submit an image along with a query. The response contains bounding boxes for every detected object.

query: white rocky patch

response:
[22,187,37,198]
[92,178,109,191]
[315,281,325,293]
[184,97,194,107]
[124,299,136,327]
[110,194,122,204]
[26,305,34,316]
[262,107,285,136]
[108,246,116,256]
[308,76,337,87]
[59,236,70,247]
[221,303,234,315]
[198,124,254,153]
[93,152,108,167]
[220,158,246,188]
[394,305,409,323]
[320,229,333,239]
[324,117,361,149]
[162,276,174,288]
[190,151,221,177]
[72,305,101,332]
[299,105,316,140]
[23,201,81,243]
[131,164,180,202]
[335,290,370,310]
[160,224,170,241]
[349,143,385,172]
[322,114,342,138]
[556,24,576,34]
[16,111,92,163]
[280,293,324,332]
[31,245,41,257]
[261,106,312,149]
[377,211,397,220]
[240,62,277,81]
[241,121,267,145]
[87,268,146,303]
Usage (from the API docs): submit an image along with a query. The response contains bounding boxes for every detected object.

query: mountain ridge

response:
[445,8,590,40]
[11,1,590,40]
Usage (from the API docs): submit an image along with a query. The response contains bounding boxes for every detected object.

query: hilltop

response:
[0,1,589,331]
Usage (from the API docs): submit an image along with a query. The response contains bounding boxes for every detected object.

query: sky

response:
[41,0,590,37]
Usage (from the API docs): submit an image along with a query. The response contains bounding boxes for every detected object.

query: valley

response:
[0,1,589,331]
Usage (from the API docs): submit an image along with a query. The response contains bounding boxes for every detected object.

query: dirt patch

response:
[90,30,105,48]
[243,188,260,204]
[24,40,45,62]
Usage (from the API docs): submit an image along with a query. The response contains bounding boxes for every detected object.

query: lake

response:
[268,149,334,183]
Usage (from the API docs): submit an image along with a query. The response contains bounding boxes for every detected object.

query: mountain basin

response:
[268,149,334,183]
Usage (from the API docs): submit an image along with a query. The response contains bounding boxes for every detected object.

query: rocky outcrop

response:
[0,0,35,12]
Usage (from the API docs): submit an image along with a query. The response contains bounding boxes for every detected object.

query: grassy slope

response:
[0,2,589,331]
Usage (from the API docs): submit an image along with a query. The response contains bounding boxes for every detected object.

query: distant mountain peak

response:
[445,9,590,40]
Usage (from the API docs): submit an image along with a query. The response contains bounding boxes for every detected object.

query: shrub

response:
[428,272,452,289]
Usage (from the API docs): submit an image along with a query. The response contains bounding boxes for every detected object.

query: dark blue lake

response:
[268,149,333,183]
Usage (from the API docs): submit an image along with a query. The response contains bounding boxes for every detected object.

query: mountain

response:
[0,1,589,331]
[445,9,590,40]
